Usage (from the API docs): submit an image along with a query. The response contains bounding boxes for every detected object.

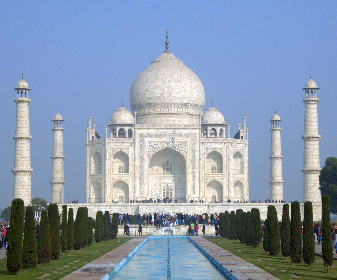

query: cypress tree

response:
[281,203,290,259]
[74,207,85,250]
[104,211,110,240]
[87,217,93,245]
[37,210,51,264]
[111,213,119,239]
[22,206,38,269]
[224,211,230,239]
[67,208,74,250]
[60,205,67,254]
[263,218,269,252]
[219,213,225,237]
[83,207,89,246]
[95,211,102,243]
[240,212,246,244]
[230,211,237,240]
[7,198,24,274]
[48,204,60,260]
[236,209,243,242]
[322,195,333,272]
[290,201,302,263]
[245,211,251,246]
[267,205,280,255]
[251,208,262,248]
[303,201,315,266]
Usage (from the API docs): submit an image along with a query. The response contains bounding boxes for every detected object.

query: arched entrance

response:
[205,180,223,202]
[149,147,186,202]
[112,181,129,202]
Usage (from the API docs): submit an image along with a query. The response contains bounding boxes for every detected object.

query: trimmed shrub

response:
[111,213,119,239]
[74,207,85,250]
[95,211,103,243]
[48,204,60,260]
[67,208,74,250]
[251,208,262,248]
[83,207,89,246]
[322,195,333,272]
[263,218,269,252]
[22,206,38,269]
[267,205,280,255]
[37,210,51,264]
[60,205,67,254]
[245,211,251,246]
[224,211,230,239]
[240,212,246,244]
[87,217,93,245]
[236,209,243,242]
[230,211,237,240]
[104,211,110,241]
[219,213,225,237]
[303,201,315,266]
[281,203,290,259]
[290,201,302,263]
[7,198,24,274]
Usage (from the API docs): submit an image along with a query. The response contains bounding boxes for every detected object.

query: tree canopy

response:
[1,206,11,221]
[319,157,337,214]
[31,197,48,212]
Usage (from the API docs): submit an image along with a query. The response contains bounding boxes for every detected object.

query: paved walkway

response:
[0,248,6,260]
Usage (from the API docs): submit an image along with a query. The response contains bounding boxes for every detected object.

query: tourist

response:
[138,224,142,236]
[191,222,195,236]
[215,223,219,236]
[149,213,152,225]
[195,224,199,236]
[0,230,3,249]
[137,214,142,226]
[202,224,206,236]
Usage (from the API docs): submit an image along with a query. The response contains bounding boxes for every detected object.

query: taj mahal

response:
[11,34,322,220]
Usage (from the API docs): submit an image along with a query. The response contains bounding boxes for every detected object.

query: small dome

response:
[53,113,63,121]
[201,107,225,124]
[271,113,280,121]
[15,79,29,89]
[304,78,318,88]
[110,106,134,124]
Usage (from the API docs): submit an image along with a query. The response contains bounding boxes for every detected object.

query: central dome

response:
[130,49,205,125]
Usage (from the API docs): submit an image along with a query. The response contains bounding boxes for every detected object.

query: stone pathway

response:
[190,236,279,280]
[60,236,147,280]
[0,248,6,260]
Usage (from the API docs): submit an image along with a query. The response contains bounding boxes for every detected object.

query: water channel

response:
[104,236,236,280]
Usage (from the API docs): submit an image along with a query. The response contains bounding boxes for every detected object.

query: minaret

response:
[302,78,321,202]
[51,113,65,203]
[269,111,284,201]
[13,77,33,205]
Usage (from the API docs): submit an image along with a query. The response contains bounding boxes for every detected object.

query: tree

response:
[322,195,333,272]
[240,212,246,244]
[95,211,102,243]
[290,201,302,263]
[37,210,51,264]
[251,208,262,248]
[111,213,119,239]
[87,217,93,245]
[31,197,48,213]
[319,157,337,214]
[22,206,38,269]
[74,207,85,249]
[67,208,74,250]
[224,211,230,239]
[219,213,225,237]
[7,199,24,274]
[83,207,89,246]
[263,218,269,252]
[267,205,280,255]
[104,211,110,241]
[245,211,251,246]
[230,211,237,240]
[281,203,290,259]
[236,209,243,242]
[60,205,67,254]
[1,206,11,221]
[48,204,60,260]
[303,201,315,266]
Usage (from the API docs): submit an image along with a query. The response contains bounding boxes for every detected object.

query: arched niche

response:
[233,152,244,174]
[210,128,217,137]
[91,152,102,174]
[92,181,102,203]
[112,180,129,202]
[118,128,126,138]
[206,151,223,173]
[206,180,223,202]
[233,180,244,202]
[113,151,129,173]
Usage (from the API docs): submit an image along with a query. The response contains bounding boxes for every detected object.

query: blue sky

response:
[0,1,336,209]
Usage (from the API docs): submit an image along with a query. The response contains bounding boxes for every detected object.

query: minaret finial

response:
[310,74,312,79]
[275,109,276,113]
[122,101,123,107]
[164,29,170,53]
[212,99,213,107]
[22,73,23,79]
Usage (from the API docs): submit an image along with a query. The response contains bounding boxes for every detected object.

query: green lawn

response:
[0,237,132,280]
[206,237,337,280]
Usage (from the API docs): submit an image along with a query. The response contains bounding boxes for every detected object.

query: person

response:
[190,222,195,236]
[0,230,3,249]
[138,224,142,236]
[215,223,219,236]
[137,214,142,226]
[202,224,206,236]
[195,224,199,236]
[124,224,128,235]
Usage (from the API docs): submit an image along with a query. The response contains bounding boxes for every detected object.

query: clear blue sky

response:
[0,1,336,210]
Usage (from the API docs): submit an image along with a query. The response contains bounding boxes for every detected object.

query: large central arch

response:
[149,147,186,202]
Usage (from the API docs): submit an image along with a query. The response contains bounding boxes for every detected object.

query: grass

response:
[0,237,132,280]
[205,237,337,280]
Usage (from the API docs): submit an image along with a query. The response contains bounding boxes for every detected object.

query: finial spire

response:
[310,74,312,79]
[212,99,213,107]
[275,109,276,113]
[122,101,123,107]
[22,73,23,79]
[164,29,170,53]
